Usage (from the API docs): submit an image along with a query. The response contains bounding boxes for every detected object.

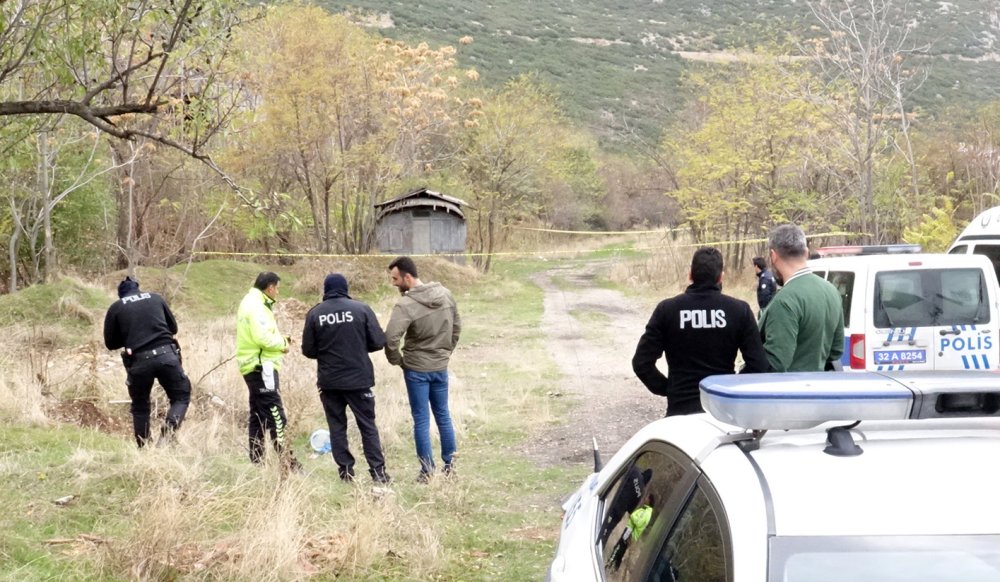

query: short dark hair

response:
[752,257,767,271]
[690,247,723,285]
[253,271,281,291]
[388,256,418,278]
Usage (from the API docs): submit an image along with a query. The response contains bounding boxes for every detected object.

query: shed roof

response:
[375,187,469,220]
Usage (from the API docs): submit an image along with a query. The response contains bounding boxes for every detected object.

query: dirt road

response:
[525,261,666,468]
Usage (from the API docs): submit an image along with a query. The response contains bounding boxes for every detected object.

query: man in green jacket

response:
[385,256,461,482]
[759,224,845,372]
[237,271,300,470]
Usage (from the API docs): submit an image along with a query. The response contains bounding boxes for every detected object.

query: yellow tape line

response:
[507,225,685,235]
[190,231,862,259]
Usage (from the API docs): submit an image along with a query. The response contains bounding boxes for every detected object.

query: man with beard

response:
[384,256,461,482]
[759,224,844,372]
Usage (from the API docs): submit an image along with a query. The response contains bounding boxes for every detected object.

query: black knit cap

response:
[118,276,140,298]
[323,273,350,300]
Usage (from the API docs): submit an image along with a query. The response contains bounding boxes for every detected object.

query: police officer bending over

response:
[632,247,769,416]
[302,273,390,484]
[103,276,191,447]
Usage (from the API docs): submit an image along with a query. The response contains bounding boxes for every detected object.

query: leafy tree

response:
[459,76,577,272]
[667,59,837,265]
[903,196,958,252]
[227,5,478,254]
[920,101,1000,221]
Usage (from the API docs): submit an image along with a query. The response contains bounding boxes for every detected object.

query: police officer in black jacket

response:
[103,276,191,447]
[752,256,777,314]
[632,247,769,416]
[302,273,390,483]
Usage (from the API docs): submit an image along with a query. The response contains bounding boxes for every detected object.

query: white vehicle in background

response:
[949,205,1000,284]
[809,245,999,371]
[548,371,1000,582]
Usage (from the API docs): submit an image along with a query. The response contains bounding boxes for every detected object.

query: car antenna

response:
[824,421,863,457]
[592,437,603,472]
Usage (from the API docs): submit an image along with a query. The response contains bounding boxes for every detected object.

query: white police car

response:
[809,246,1000,371]
[549,371,1000,581]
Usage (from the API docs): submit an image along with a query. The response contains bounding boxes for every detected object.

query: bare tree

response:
[6,123,140,290]
[0,0,260,227]
[805,0,927,242]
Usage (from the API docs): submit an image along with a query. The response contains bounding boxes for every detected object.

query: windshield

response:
[873,268,989,327]
[770,535,1000,582]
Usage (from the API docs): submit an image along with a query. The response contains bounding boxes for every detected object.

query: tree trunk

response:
[8,229,19,293]
[483,209,497,274]
[323,187,331,253]
[39,132,54,283]
[111,142,134,270]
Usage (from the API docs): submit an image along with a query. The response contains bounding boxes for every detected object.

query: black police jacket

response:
[756,268,777,310]
[301,295,386,391]
[632,282,769,415]
[103,292,179,353]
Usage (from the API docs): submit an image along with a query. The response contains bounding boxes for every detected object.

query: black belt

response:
[132,345,175,361]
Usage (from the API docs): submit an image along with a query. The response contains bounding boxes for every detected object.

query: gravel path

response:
[524,261,666,468]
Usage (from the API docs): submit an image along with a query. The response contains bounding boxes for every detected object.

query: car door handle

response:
[939,329,961,336]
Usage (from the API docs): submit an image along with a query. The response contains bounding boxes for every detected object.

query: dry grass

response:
[0,272,508,580]
[606,235,762,306]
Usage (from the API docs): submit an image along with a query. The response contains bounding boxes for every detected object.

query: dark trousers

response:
[319,389,387,480]
[243,368,290,463]
[125,351,191,447]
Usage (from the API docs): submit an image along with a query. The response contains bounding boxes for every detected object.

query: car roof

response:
[745,417,1000,536]
[605,372,1000,540]
[602,413,1000,538]
[809,252,992,269]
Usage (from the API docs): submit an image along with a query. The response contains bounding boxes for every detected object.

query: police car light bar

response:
[700,371,1000,431]
[815,244,922,257]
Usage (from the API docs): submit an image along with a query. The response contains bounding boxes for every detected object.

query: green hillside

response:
[319,0,1000,143]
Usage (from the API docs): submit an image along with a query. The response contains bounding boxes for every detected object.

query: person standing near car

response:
[302,273,390,484]
[752,256,777,315]
[104,276,191,447]
[759,224,844,372]
[236,271,301,472]
[384,256,461,482]
[632,246,769,417]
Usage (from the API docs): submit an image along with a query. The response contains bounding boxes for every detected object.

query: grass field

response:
[0,257,592,581]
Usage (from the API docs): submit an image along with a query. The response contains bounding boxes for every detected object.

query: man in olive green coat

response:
[384,256,461,482]
[759,224,845,372]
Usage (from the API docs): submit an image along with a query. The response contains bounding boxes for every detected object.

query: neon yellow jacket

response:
[236,288,287,375]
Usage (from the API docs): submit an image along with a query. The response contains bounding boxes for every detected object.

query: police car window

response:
[649,482,728,582]
[972,244,1000,284]
[827,271,855,328]
[939,269,989,323]
[770,534,1000,582]
[874,269,988,328]
[599,447,692,582]
[949,245,967,255]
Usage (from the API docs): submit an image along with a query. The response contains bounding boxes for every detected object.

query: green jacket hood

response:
[405,281,448,308]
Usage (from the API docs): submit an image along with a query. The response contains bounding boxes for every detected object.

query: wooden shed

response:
[374,187,468,260]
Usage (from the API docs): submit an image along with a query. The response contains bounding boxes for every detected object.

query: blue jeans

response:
[403,368,456,472]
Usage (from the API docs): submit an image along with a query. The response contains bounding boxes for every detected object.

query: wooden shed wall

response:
[376,209,466,255]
